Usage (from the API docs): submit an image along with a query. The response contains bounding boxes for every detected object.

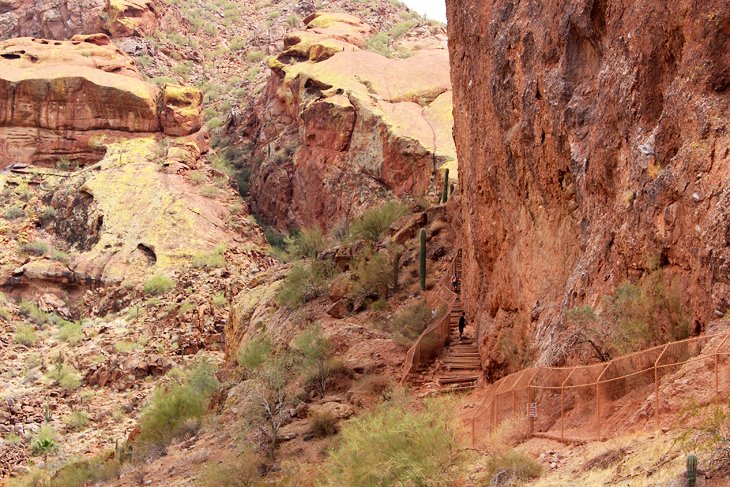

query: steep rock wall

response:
[447,0,730,376]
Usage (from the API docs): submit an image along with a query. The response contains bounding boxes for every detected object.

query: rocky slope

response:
[243,12,455,231]
[447,0,730,376]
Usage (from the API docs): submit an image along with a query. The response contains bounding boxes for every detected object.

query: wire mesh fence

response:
[470,332,730,446]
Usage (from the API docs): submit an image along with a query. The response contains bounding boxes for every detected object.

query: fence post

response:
[596,362,611,440]
[654,344,669,431]
[528,386,534,436]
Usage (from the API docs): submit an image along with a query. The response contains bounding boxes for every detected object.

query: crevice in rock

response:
[136,243,157,265]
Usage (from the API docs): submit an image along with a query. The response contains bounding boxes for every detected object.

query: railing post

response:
[654,344,669,431]
[596,362,611,440]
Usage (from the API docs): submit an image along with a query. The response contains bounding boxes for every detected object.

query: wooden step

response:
[438,375,480,385]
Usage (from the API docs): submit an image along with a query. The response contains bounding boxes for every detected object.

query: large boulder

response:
[106,0,157,38]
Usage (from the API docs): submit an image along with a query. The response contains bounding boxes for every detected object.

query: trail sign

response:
[528,403,537,418]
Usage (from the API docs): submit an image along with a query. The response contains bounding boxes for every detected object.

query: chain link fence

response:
[470,333,730,446]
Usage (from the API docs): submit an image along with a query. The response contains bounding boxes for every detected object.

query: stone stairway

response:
[411,250,483,395]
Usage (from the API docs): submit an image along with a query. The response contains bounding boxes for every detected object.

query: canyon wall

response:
[446,0,730,376]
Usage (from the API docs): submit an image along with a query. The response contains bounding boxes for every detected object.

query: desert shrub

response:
[276,261,335,308]
[143,274,175,295]
[320,397,463,486]
[292,324,335,396]
[13,323,38,346]
[50,248,70,263]
[178,302,194,315]
[349,248,392,300]
[386,301,434,345]
[0,307,11,321]
[353,374,393,401]
[57,321,83,345]
[496,324,535,372]
[480,450,542,485]
[46,364,82,390]
[389,20,418,39]
[19,241,48,256]
[309,411,338,437]
[230,36,247,51]
[3,205,25,220]
[213,293,227,307]
[349,201,408,242]
[283,226,326,260]
[286,13,301,27]
[46,452,121,486]
[136,360,219,453]
[366,32,391,57]
[197,449,263,487]
[38,206,56,224]
[191,246,226,269]
[237,336,272,372]
[246,50,266,62]
[30,424,57,455]
[64,411,90,431]
[201,185,219,198]
[189,170,206,184]
[18,300,52,326]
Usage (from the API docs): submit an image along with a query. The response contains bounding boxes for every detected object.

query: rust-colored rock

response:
[244,13,456,231]
[106,0,157,38]
[0,35,204,166]
[0,0,105,40]
[447,0,730,377]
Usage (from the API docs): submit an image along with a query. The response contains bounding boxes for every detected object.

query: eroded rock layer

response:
[0,34,200,166]
[244,12,456,230]
[446,0,730,375]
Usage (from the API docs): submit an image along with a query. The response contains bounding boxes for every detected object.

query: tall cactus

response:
[450,182,455,195]
[441,168,449,203]
[419,228,426,291]
[43,404,52,423]
[687,454,697,487]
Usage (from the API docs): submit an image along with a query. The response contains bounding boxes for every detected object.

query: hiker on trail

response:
[451,274,460,293]
[458,311,466,340]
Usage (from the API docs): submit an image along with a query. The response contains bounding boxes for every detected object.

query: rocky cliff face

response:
[447,0,730,375]
[244,13,455,231]
[0,33,199,166]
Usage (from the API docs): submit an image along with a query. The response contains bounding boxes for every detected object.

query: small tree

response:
[242,353,295,461]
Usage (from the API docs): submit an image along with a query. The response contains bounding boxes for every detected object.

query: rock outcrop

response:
[447,0,730,376]
[0,0,105,40]
[0,34,198,167]
[244,12,456,231]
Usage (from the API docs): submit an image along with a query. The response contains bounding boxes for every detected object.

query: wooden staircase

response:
[412,251,483,395]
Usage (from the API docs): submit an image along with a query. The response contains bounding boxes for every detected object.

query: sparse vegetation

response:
[191,245,226,269]
[143,274,175,295]
[57,321,83,345]
[480,450,543,485]
[320,397,463,486]
[18,300,51,325]
[213,292,227,307]
[19,240,49,256]
[64,411,91,431]
[349,201,408,242]
[386,301,434,345]
[292,324,335,396]
[197,449,263,487]
[136,360,219,455]
[237,335,273,372]
[46,364,82,390]
[276,261,335,308]
[309,410,338,437]
[283,226,327,260]
[30,424,57,455]
[4,205,25,220]
[13,323,38,346]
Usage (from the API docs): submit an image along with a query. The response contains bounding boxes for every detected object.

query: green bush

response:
[18,300,51,325]
[366,32,391,57]
[44,452,121,486]
[320,397,463,486]
[3,206,25,220]
[213,293,227,307]
[143,274,175,295]
[19,241,49,256]
[350,248,392,300]
[283,226,326,260]
[292,324,334,395]
[189,170,206,184]
[237,336,273,372]
[136,360,219,452]
[13,323,38,346]
[246,50,266,62]
[201,185,219,198]
[387,301,434,345]
[481,450,542,484]
[64,411,90,431]
[30,424,57,456]
[57,321,83,345]
[46,364,82,390]
[309,410,338,437]
[276,261,335,308]
[38,206,56,224]
[197,450,262,486]
[191,246,226,269]
[349,201,408,242]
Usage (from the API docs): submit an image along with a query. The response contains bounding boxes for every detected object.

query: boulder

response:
[106,0,157,38]
[160,85,204,136]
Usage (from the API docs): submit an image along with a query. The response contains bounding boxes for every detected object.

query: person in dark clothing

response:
[458,311,466,340]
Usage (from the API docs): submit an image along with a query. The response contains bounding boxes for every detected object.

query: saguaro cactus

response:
[419,228,426,291]
[441,168,449,203]
[687,454,697,487]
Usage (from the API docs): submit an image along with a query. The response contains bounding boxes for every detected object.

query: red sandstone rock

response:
[446,0,730,377]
